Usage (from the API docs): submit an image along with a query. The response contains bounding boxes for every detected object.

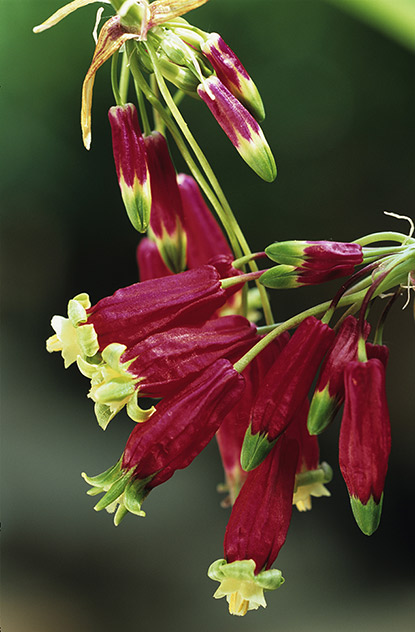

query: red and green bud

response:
[216,335,290,506]
[177,173,232,268]
[307,316,370,436]
[286,400,332,511]
[241,317,335,471]
[197,76,276,182]
[136,237,173,282]
[339,358,391,535]
[82,359,245,523]
[261,240,363,289]
[208,437,298,615]
[144,131,187,273]
[200,33,265,122]
[108,103,152,233]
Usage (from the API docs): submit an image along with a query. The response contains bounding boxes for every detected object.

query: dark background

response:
[2,1,414,630]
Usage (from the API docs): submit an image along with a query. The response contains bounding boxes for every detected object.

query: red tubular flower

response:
[261,240,363,289]
[307,316,370,435]
[287,399,332,511]
[366,341,389,367]
[197,76,276,182]
[144,131,187,273]
[216,334,290,506]
[177,173,232,268]
[208,436,298,615]
[82,359,245,523]
[339,358,391,535]
[200,33,265,122]
[241,317,335,471]
[108,103,152,232]
[136,237,173,282]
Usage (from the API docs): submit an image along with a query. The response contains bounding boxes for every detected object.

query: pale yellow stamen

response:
[293,481,331,512]
[229,592,249,616]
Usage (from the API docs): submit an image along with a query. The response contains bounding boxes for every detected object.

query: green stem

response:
[111,50,123,106]
[134,81,151,136]
[146,41,274,325]
[109,0,145,26]
[119,50,131,103]
[354,231,414,246]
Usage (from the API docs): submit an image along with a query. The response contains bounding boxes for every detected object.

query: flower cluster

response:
[38,0,414,618]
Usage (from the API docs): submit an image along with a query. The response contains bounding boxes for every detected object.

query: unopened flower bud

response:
[108,103,152,232]
[201,33,265,121]
[197,76,276,182]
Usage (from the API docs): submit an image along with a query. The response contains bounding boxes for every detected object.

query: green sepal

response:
[240,424,277,472]
[94,402,116,430]
[259,265,301,289]
[82,459,154,525]
[350,493,384,536]
[67,293,90,326]
[265,241,306,265]
[307,386,340,435]
[126,390,156,422]
[208,558,284,592]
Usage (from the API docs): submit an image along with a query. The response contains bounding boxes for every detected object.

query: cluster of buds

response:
[38,0,414,619]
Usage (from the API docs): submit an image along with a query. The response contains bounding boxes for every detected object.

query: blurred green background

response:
[2,1,414,630]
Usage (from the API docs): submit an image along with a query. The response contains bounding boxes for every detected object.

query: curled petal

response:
[33,0,111,33]
[148,0,208,28]
[81,16,139,149]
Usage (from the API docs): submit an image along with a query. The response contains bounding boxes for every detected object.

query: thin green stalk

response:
[111,51,123,106]
[119,51,131,103]
[146,41,274,325]
[354,231,414,246]
[134,81,151,136]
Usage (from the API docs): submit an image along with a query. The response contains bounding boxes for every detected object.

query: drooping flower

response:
[108,103,152,232]
[144,132,187,272]
[200,32,265,122]
[47,264,231,367]
[208,436,298,615]
[85,315,257,427]
[177,173,232,269]
[261,240,363,289]
[339,358,391,535]
[136,237,173,281]
[82,359,245,523]
[197,76,276,182]
[216,334,290,506]
[307,315,370,435]
[241,317,335,471]
[286,399,332,511]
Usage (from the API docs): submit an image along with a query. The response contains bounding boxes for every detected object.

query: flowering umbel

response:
[37,0,415,619]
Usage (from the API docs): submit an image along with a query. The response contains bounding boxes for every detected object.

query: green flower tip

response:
[240,425,276,472]
[259,265,301,289]
[82,458,150,526]
[208,559,284,616]
[350,493,384,536]
[307,386,338,435]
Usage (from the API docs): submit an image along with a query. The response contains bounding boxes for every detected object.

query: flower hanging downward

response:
[197,77,276,182]
[82,359,245,524]
[339,358,391,535]
[208,436,298,615]
[108,103,152,232]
